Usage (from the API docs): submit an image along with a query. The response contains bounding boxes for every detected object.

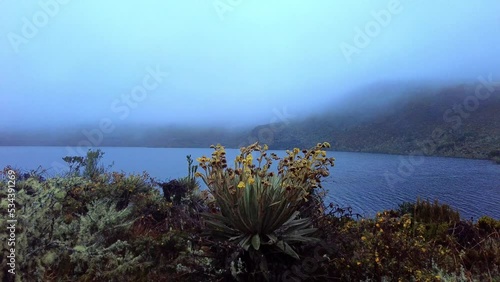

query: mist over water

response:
[1,1,500,131]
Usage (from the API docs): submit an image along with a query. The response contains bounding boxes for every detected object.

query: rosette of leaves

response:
[196,142,335,260]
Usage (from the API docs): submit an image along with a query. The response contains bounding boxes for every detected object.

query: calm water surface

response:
[1,146,499,219]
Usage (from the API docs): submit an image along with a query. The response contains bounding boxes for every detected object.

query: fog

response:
[1,0,499,131]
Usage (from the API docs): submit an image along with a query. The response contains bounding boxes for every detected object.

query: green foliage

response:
[196,142,334,280]
[160,155,199,203]
[2,148,499,281]
[0,157,216,281]
[413,198,460,224]
[59,171,153,220]
[63,149,108,179]
[84,149,105,178]
[489,149,500,158]
[0,175,146,281]
[407,199,461,242]
[316,211,439,280]
[0,176,69,282]
[396,201,415,216]
[308,203,500,281]
[488,149,500,163]
[431,264,469,282]
[477,216,500,233]
[62,156,85,176]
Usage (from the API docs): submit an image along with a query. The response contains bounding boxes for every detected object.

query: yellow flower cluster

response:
[195,142,335,201]
[278,142,334,197]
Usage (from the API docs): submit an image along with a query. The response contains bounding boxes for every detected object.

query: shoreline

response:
[1,144,497,163]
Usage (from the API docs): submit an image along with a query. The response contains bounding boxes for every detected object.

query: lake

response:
[1,146,499,220]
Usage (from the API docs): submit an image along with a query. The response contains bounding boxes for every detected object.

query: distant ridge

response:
[2,82,499,162]
[246,82,500,161]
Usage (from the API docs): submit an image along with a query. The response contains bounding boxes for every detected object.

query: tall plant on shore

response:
[196,142,334,277]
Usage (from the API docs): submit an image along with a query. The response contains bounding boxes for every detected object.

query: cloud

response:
[1,1,499,131]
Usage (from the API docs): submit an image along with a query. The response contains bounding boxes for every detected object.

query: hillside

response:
[245,82,500,161]
[2,82,499,162]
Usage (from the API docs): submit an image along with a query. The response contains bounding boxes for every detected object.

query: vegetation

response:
[196,142,334,280]
[489,149,500,164]
[0,146,499,281]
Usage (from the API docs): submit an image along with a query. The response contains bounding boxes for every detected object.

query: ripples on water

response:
[324,151,500,220]
[1,147,499,219]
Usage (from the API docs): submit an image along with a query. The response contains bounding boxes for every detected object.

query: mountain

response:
[243,82,500,161]
[2,81,499,162]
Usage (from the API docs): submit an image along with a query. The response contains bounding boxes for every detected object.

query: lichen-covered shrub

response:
[0,174,73,282]
[67,199,141,281]
[0,153,217,282]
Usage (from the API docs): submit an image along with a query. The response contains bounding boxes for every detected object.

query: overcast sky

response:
[1,0,499,130]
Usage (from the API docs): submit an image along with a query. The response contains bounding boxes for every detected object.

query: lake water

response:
[1,146,499,220]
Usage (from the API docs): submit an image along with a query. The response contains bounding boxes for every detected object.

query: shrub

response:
[488,149,500,158]
[317,210,441,280]
[195,142,334,280]
[413,198,460,225]
[396,201,415,216]
[313,200,500,281]
[0,156,216,282]
[3,149,499,281]
[477,216,500,234]
[488,150,500,164]
[62,149,108,179]
[0,175,70,281]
